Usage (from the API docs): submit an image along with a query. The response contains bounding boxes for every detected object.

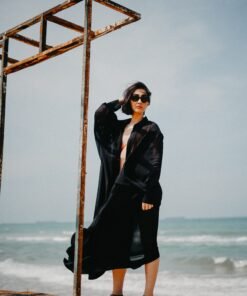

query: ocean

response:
[0,217,247,295]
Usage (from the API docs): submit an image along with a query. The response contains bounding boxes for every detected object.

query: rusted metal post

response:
[73,0,92,295]
[0,36,9,192]
[39,15,47,52]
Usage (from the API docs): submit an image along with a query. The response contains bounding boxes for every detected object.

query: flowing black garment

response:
[64,99,164,280]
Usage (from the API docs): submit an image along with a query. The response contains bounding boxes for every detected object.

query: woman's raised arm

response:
[94,98,124,144]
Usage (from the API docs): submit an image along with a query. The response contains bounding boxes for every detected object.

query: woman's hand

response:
[118,96,125,105]
[142,202,154,211]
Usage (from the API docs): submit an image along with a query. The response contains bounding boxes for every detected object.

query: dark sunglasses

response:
[130,94,150,103]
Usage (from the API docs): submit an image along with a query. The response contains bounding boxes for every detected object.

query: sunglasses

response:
[130,94,150,103]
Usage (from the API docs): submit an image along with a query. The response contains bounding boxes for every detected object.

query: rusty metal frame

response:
[0,0,141,295]
[0,0,140,75]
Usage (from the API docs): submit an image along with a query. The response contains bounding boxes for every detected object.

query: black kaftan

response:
[63,99,164,280]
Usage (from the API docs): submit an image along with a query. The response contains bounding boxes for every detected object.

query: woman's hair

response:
[122,81,152,115]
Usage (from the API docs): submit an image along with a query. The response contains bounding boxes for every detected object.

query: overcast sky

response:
[0,0,246,223]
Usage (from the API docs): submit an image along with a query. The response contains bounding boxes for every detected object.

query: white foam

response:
[232,259,247,269]
[2,236,70,242]
[53,237,70,242]
[80,269,247,295]
[2,234,247,246]
[158,235,247,245]
[186,256,247,270]
[62,230,74,236]
[0,259,247,295]
[0,258,73,285]
[214,257,228,264]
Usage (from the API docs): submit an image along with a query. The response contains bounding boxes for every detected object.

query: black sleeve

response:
[141,131,164,204]
[94,99,122,144]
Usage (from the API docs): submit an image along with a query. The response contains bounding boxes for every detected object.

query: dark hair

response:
[121,81,152,115]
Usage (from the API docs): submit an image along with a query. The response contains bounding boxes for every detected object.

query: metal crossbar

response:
[0,0,140,74]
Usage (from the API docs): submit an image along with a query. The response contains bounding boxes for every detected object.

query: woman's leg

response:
[139,206,160,296]
[111,268,127,295]
[143,257,160,296]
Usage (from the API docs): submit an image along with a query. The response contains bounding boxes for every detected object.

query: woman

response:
[64,81,164,296]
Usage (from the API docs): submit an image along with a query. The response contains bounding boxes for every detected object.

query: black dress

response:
[64,99,164,280]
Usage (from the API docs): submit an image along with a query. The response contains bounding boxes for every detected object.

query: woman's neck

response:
[130,112,144,125]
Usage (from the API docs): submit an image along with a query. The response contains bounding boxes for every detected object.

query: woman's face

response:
[130,88,150,115]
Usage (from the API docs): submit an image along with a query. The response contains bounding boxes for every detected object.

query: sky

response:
[0,0,246,223]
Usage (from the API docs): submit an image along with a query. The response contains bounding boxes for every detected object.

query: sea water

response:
[0,217,247,295]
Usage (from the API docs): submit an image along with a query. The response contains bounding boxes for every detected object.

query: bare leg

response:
[143,258,160,296]
[111,268,127,295]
